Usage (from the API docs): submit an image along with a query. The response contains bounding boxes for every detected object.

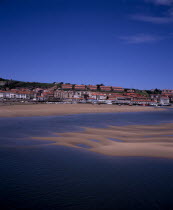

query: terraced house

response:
[0,90,33,99]
[112,87,124,92]
[100,86,112,92]
[87,85,97,91]
[74,85,86,91]
[61,84,73,90]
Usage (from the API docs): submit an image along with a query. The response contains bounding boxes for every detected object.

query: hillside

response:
[0,78,58,89]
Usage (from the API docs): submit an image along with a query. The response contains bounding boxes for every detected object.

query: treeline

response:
[145,89,162,95]
[0,78,58,90]
[7,81,56,89]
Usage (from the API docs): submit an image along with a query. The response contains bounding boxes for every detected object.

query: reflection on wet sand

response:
[30,123,173,159]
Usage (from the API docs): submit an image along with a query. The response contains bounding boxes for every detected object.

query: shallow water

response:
[0,110,173,143]
[0,110,173,209]
[108,137,124,142]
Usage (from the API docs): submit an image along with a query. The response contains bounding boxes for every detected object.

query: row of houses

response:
[0,87,171,105]
[46,90,171,105]
[0,90,34,99]
[61,84,124,92]
[0,89,141,101]
[162,89,173,94]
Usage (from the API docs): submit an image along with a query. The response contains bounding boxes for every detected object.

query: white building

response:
[0,91,32,99]
[0,91,5,98]
[160,97,170,105]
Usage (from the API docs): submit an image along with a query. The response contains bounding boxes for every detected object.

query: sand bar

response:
[32,123,173,159]
[0,104,164,117]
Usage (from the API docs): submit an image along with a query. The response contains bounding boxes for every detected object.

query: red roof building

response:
[112,87,124,92]
[87,85,97,91]
[162,89,173,94]
[126,89,135,93]
[74,85,86,90]
[100,86,111,92]
[61,84,73,90]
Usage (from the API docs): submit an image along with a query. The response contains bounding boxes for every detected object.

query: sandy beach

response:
[0,103,163,117]
[32,123,173,159]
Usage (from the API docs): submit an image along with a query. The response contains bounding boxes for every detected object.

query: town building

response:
[74,85,86,91]
[0,91,5,98]
[126,89,135,93]
[87,85,98,91]
[160,97,170,105]
[162,89,173,94]
[100,86,112,92]
[112,87,124,92]
[0,90,34,99]
[54,90,76,100]
[61,84,73,90]
[91,92,107,100]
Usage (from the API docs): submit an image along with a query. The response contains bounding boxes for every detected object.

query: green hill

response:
[0,78,58,89]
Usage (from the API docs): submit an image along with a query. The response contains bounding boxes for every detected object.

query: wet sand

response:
[0,103,163,117]
[32,123,173,159]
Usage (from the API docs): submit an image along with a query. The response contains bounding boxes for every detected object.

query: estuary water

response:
[0,109,173,209]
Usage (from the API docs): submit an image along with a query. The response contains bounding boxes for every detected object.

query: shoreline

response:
[0,103,164,118]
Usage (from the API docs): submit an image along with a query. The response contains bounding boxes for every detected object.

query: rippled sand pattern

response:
[32,123,173,159]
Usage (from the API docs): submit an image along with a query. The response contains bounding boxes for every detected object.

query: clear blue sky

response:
[0,0,172,89]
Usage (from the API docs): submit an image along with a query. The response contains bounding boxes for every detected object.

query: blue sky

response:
[0,0,172,89]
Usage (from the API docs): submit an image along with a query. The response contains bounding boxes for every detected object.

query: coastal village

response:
[0,79,172,106]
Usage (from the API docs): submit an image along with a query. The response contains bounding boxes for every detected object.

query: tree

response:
[83,94,89,101]
[97,83,104,86]
[154,89,162,94]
